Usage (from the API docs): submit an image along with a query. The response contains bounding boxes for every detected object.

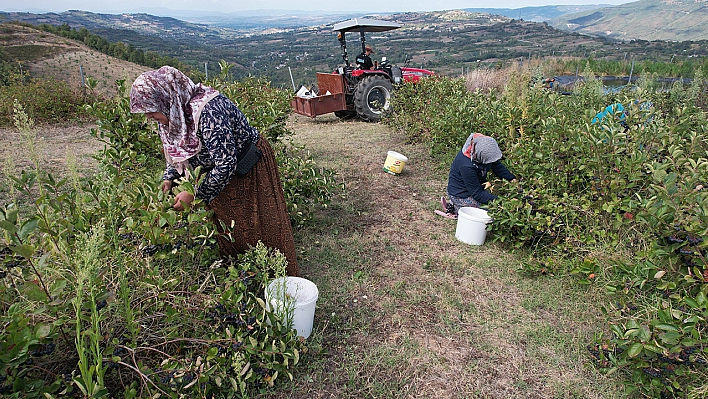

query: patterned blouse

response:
[163,94,260,204]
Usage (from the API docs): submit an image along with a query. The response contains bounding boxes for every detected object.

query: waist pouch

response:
[235,140,262,177]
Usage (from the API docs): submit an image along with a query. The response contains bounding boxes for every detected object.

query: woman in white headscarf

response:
[130,66,298,275]
[438,133,517,219]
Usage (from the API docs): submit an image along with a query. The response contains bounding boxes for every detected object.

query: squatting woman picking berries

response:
[130,66,298,276]
[438,133,517,219]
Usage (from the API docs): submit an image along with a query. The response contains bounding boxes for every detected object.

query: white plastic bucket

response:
[383,151,408,175]
[455,207,492,245]
[265,277,319,339]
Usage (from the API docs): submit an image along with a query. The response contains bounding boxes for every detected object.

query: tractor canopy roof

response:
[332,18,401,33]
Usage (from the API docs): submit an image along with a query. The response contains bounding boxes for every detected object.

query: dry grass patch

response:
[0,124,101,173]
[0,123,102,201]
[30,50,149,98]
[1,23,150,99]
[465,68,509,94]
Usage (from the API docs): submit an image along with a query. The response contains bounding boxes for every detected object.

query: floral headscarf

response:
[130,66,220,174]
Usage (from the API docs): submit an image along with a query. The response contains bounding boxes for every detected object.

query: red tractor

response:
[291,18,435,122]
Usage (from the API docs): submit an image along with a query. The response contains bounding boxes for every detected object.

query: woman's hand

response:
[161,180,173,193]
[173,191,195,211]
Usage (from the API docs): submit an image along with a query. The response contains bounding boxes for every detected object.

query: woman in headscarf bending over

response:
[439,133,517,219]
[130,66,298,276]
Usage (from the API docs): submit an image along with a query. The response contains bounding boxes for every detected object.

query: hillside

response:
[1,9,706,90]
[0,10,236,41]
[550,0,708,41]
[462,4,613,22]
[0,23,149,98]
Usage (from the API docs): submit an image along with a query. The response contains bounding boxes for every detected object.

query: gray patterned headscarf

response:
[461,133,503,164]
[130,66,219,174]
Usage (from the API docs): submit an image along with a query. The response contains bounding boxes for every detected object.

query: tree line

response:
[34,23,190,72]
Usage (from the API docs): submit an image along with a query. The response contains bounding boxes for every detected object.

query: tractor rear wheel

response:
[354,75,393,122]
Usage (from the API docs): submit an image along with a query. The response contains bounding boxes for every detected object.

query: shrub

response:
[387,66,708,398]
[276,143,344,229]
[210,75,292,144]
[0,76,93,126]
[0,78,338,397]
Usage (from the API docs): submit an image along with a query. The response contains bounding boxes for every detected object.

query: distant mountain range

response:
[156,5,612,27]
[3,1,707,42]
[461,5,614,22]
[1,4,706,89]
[0,4,613,33]
[550,0,708,41]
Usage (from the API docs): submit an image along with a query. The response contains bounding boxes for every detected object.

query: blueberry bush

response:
[387,65,708,398]
[0,77,340,397]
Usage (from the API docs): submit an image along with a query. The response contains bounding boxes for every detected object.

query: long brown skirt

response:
[208,136,299,276]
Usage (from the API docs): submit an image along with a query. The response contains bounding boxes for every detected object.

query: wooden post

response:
[79,64,86,96]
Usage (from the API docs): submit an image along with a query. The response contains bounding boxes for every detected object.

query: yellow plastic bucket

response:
[383,151,408,175]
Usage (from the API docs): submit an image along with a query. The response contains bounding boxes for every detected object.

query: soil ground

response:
[0,115,623,398]
[0,122,101,185]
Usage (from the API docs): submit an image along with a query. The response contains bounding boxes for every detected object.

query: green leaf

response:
[206,346,218,359]
[627,342,644,358]
[35,323,51,339]
[659,331,681,345]
[0,220,17,234]
[624,328,639,339]
[22,281,47,301]
[684,298,700,309]
[18,218,38,240]
[654,324,679,332]
[653,169,667,183]
[643,344,663,354]
[11,244,36,259]
[5,206,18,224]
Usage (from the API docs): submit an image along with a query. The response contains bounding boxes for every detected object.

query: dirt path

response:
[286,114,621,398]
[0,124,101,171]
[0,123,102,197]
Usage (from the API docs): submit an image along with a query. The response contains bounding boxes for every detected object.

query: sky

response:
[0,0,637,14]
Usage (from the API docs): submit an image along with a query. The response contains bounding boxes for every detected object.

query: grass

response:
[277,113,626,398]
[2,44,62,61]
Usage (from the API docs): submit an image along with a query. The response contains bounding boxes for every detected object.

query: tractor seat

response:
[391,66,403,84]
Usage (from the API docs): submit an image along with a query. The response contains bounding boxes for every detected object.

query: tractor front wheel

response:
[354,75,393,122]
